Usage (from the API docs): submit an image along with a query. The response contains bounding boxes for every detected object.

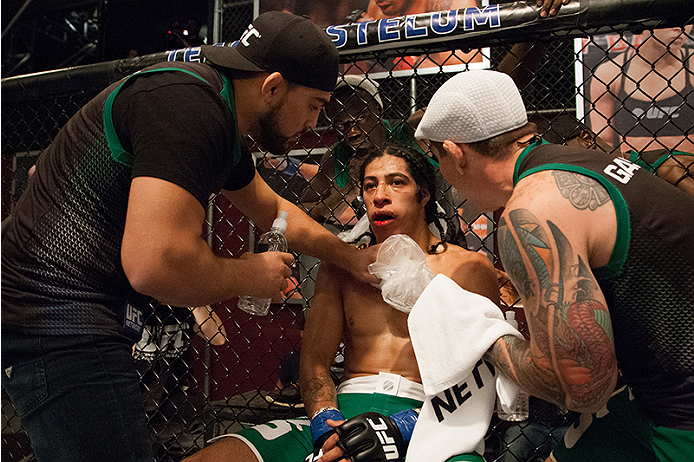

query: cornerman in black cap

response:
[1,11,380,462]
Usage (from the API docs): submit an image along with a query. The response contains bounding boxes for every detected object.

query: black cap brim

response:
[201,44,266,73]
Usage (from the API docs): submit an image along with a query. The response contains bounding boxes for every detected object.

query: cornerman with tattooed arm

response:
[415,70,694,461]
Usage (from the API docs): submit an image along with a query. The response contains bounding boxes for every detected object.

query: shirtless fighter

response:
[183,142,499,462]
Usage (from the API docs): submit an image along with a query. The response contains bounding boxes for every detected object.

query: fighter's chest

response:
[341,283,409,332]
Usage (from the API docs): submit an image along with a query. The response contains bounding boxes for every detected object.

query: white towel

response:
[408,274,523,396]
[407,361,497,461]
[406,274,525,461]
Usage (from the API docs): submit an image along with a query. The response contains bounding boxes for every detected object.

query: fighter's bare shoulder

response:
[315,258,349,281]
[432,243,500,305]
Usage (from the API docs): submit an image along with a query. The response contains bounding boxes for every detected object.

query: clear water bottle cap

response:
[272,211,288,233]
[505,310,518,329]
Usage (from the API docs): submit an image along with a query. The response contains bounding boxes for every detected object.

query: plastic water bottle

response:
[237,211,289,316]
[497,310,530,421]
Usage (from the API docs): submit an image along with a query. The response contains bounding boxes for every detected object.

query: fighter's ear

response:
[419,186,430,206]
[260,72,287,104]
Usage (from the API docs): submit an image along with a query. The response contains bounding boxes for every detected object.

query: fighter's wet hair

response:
[358,142,446,254]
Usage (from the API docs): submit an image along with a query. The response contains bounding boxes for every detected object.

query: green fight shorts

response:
[228,374,423,462]
[550,386,694,462]
[225,373,483,461]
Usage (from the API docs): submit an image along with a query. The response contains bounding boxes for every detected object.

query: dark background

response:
[1,0,370,79]
[1,0,212,78]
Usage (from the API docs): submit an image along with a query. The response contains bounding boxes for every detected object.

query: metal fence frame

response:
[2,1,693,460]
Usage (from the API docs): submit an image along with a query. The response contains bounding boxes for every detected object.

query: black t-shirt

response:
[113,63,255,205]
[1,62,254,341]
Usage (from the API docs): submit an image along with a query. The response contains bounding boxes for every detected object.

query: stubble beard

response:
[258,102,292,156]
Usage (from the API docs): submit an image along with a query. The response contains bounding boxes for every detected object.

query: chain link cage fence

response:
[217,0,255,46]
[2,1,693,460]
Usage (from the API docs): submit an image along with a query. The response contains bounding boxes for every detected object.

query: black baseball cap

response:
[201,11,339,92]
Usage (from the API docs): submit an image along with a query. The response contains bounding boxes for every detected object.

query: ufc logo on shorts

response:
[367,417,399,460]
[240,25,261,47]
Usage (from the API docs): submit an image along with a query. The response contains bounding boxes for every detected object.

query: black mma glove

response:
[305,407,345,462]
[334,410,417,462]
[304,430,335,462]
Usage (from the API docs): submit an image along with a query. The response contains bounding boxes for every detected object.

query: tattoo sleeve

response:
[494,208,616,411]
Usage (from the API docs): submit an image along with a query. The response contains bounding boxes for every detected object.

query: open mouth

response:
[372,212,395,226]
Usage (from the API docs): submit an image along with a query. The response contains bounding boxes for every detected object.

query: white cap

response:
[505,310,518,329]
[334,74,383,110]
[272,211,288,233]
[415,70,528,143]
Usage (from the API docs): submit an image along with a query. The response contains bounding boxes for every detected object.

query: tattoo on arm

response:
[303,370,337,408]
[552,171,610,211]
[496,208,616,411]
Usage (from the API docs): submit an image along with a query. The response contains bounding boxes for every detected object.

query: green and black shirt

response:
[514,141,694,429]
[2,62,254,342]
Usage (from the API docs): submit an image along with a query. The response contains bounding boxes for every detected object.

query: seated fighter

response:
[183,142,499,462]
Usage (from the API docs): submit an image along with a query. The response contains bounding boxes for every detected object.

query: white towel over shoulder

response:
[408,274,522,396]
[406,274,525,461]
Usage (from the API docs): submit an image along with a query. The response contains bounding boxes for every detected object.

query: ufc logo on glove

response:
[334,412,408,462]
[368,416,400,460]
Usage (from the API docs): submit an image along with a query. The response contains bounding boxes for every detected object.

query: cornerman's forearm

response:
[279,198,372,279]
[298,200,333,223]
[486,332,616,414]
[126,237,267,307]
[485,334,564,408]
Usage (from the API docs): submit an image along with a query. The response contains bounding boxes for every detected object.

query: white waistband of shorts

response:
[337,372,424,401]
